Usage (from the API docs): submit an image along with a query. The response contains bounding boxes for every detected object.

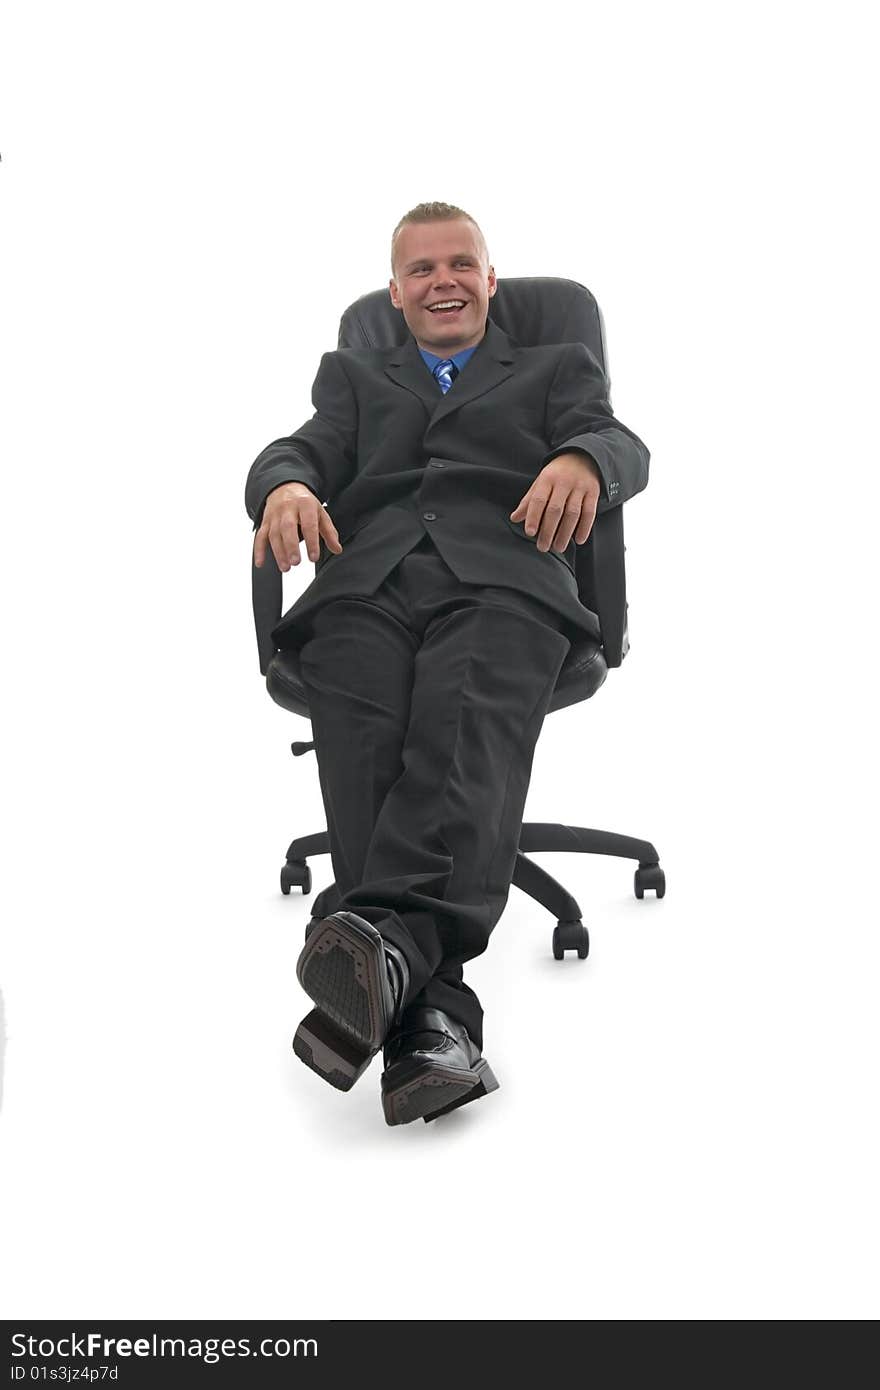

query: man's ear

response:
[389,278,401,309]
[487,267,497,297]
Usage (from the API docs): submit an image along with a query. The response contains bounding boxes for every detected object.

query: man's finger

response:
[523,502,542,537]
[554,500,588,552]
[529,487,565,549]
[278,514,303,568]
[319,509,343,553]
[521,492,550,537]
[574,495,598,545]
[269,530,293,571]
[300,509,322,564]
[270,524,295,570]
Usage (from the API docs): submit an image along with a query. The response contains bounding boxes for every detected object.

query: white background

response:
[1,0,877,1321]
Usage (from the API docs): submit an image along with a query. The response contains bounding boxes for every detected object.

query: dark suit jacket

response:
[245,317,649,649]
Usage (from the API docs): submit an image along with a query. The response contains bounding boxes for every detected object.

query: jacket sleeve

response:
[244,351,359,530]
[541,343,650,512]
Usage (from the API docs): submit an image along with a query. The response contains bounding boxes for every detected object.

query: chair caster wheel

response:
[552,920,589,960]
[634,864,665,899]
[281,860,312,895]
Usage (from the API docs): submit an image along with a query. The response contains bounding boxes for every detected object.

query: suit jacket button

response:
[422,512,437,521]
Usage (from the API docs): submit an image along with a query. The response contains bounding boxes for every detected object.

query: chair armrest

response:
[252,550,283,676]
[575,505,628,668]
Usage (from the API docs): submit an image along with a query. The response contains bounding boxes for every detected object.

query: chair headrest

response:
[338,276,608,371]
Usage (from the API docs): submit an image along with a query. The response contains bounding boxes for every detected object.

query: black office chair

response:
[251,277,665,960]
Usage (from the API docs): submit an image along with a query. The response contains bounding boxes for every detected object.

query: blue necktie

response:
[432,359,459,394]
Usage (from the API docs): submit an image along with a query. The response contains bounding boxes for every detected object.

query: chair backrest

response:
[336,277,629,665]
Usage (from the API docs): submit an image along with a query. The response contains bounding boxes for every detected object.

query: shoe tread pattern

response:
[383,1067,480,1125]
[423,1069,498,1122]
[298,916,386,1049]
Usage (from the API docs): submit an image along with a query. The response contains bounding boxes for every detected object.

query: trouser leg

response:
[336,594,571,1049]
[296,594,435,961]
[296,542,571,1051]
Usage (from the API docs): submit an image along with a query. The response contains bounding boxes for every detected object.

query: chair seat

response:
[266,634,607,719]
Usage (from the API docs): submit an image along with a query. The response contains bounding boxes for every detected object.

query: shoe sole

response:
[382,1056,500,1126]
[293,912,394,1090]
[293,1008,375,1091]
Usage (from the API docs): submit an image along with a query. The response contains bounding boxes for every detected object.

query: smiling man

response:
[246,201,650,1126]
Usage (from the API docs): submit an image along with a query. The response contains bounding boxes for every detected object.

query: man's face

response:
[389,218,497,355]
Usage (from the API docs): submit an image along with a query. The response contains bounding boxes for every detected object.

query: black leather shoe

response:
[293,911,410,1091]
[380,1006,499,1126]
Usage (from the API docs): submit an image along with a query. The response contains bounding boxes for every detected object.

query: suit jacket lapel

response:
[383,317,516,435]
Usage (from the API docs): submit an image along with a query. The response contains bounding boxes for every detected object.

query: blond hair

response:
[391,201,489,277]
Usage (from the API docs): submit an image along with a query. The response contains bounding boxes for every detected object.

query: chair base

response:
[279,824,665,959]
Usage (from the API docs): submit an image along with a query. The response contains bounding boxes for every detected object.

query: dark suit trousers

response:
[296,534,572,1049]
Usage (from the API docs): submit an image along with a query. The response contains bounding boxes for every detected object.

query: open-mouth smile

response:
[427,300,467,317]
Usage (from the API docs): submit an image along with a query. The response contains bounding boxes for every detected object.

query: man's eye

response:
[411,263,472,273]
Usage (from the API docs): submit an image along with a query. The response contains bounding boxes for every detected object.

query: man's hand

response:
[509,452,603,552]
[253,481,344,571]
